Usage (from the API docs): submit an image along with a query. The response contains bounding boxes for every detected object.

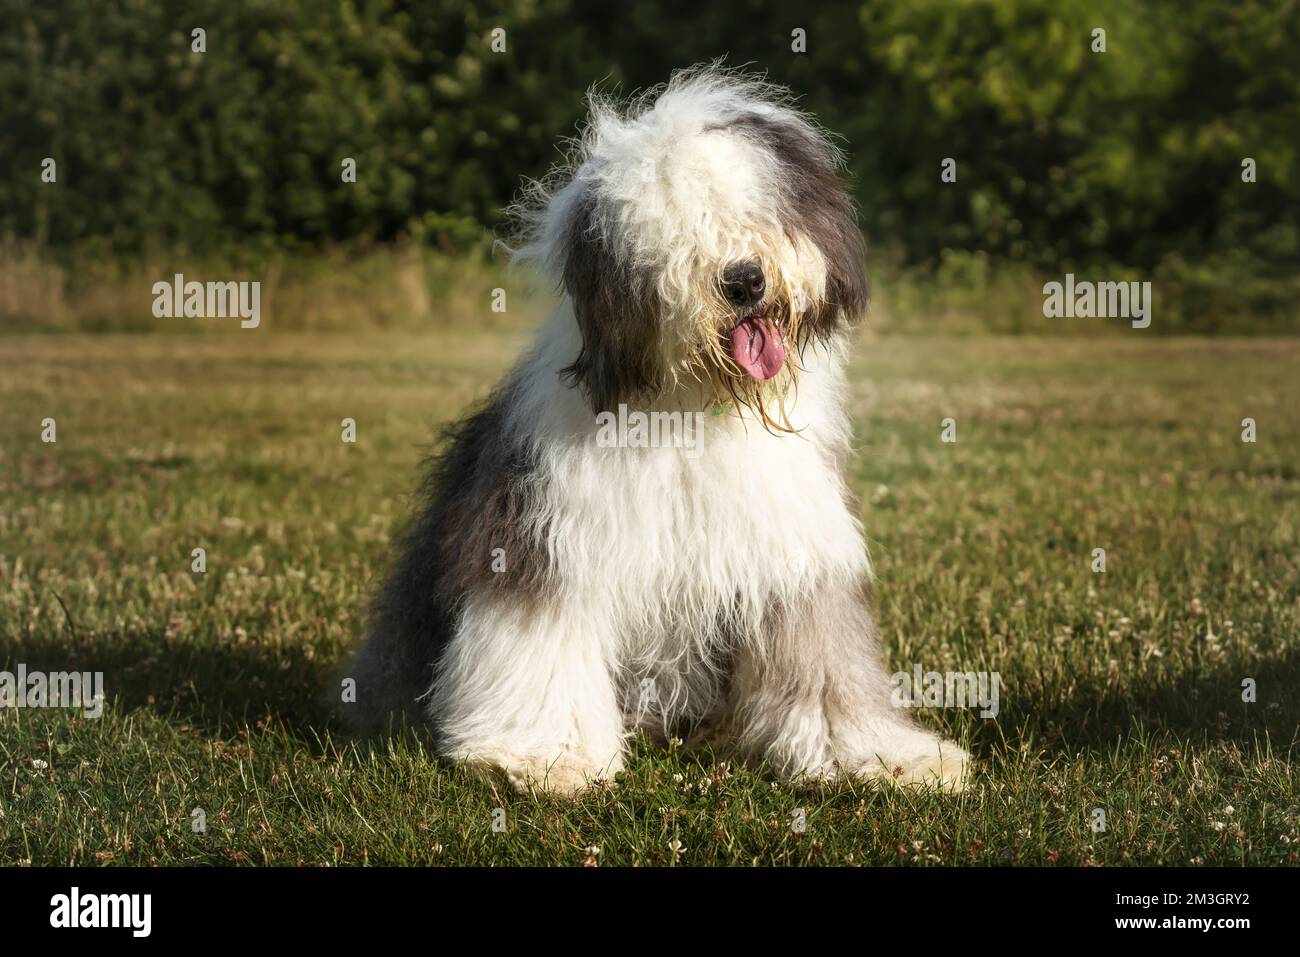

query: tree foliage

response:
[2,0,1296,274]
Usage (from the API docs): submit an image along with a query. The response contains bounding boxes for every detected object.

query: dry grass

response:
[0,240,548,334]
[0,327,1297,865]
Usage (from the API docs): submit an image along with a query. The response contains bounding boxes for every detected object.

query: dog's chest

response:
[537,407,869,606]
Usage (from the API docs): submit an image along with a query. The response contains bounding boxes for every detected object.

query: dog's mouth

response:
[729,305,786,381]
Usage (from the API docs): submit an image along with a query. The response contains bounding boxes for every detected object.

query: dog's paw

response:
[845,738,970,793]
[788,735,970,793]
[462,751,619,798]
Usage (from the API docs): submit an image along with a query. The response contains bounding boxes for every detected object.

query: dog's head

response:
[511,66,869,427]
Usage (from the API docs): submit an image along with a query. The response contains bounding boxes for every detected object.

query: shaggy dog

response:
[349,66,968,795]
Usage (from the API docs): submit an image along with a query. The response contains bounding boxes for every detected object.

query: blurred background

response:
[2,0,1297,334]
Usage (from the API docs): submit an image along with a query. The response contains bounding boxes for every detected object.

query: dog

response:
[348,66,969,795]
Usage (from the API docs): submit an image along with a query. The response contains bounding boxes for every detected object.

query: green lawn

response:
[1,330,1297,865]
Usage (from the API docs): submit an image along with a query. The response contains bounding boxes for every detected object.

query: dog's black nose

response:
[721,262,765,307]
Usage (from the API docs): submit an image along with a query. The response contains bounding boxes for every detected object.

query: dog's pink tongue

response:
[730,316,785,380]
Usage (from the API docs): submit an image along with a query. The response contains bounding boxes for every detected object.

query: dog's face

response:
[515,70,869,424]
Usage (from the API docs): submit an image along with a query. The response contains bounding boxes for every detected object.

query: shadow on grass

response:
[10,603,1298,768]
[4,621,344,747]
[961,650,1300,757]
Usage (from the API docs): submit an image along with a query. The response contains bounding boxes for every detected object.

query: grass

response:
[0,239,543,334]
[0,328,1297,866]
[8,238,1300,336]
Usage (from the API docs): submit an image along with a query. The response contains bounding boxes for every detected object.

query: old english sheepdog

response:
[349,66,969,795]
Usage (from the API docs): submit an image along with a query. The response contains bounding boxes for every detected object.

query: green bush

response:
[1,0,1297,332]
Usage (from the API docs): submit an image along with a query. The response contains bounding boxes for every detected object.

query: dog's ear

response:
[732,114,870,333]
[777,132,870,333]
[806,183,870,328]
[559,188,658,413]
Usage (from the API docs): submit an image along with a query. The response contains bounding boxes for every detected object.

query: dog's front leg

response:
[732,579,969,791]
[430,590,624,797]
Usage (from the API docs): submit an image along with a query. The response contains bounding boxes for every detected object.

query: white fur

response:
[427,68,968,795]
[511,70,830,383]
